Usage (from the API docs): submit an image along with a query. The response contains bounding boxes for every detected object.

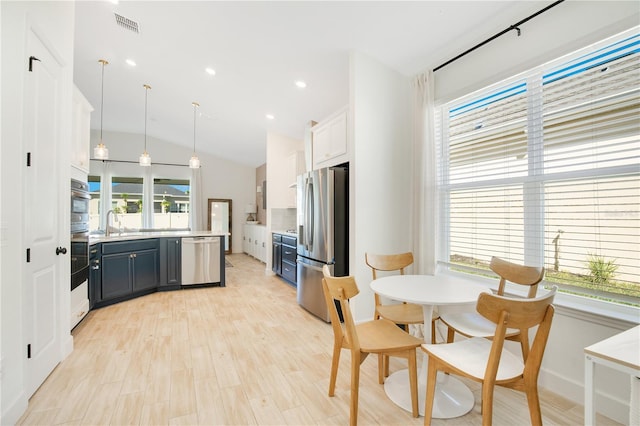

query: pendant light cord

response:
[192,102,199,154]
[99,60,107,141]
[143,84,151,151]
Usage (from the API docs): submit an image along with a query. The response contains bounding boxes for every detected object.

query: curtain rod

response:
[90,158,190,167]
[433,0,565,72]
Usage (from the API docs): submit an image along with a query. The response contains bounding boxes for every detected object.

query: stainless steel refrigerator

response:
[296,166,348,322]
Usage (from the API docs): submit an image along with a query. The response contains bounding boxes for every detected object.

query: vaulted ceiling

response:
[73,1,546,167]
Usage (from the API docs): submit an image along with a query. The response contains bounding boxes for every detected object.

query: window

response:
[436,29,639,306]
[112,176,143,230]
[153,178,190,230]
[88,175,101,231]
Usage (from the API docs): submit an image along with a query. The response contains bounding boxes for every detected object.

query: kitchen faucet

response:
[105,209,118,237]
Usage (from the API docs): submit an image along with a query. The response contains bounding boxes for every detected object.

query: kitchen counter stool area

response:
[89,235,225,310]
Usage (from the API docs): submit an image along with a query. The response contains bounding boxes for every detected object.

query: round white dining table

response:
[370,273,491,418]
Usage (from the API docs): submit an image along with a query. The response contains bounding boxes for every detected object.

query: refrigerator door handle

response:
[296,258,324,272]
[305,178,314,250]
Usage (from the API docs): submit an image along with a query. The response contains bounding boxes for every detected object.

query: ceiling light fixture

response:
[93,59,109,160]
[266,114,275,120]
[295,80,307,88]
[189,102,201,169]
[126,59,136,67]
[139,84,152,167]
[205,67,216,76]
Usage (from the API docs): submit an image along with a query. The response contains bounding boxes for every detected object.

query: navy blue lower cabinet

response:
[98,239,160,307]
[159,237,181,288]
[101,252,134,300]
[132,249,159,291]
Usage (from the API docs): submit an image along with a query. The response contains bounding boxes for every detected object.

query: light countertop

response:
[90,230,227,244]
[272,230,298,238]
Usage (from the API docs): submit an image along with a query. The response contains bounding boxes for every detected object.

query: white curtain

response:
[412,71,437,275]
[142,166,154,229]
[190,167,203,231]
[99,161,112,230]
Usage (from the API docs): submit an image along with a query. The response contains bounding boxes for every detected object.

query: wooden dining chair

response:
[439,256,545,360]
[422,286,557,426]
[365,252,439,343]
[321,265,422,426]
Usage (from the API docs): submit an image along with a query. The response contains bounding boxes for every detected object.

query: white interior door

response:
[23,29,63,397]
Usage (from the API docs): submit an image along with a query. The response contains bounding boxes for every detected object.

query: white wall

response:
[89,130,256,254]
[265,131,304,272]
[430,3,639,423]
[350,51,413,322]
[1,2,76,424]
[435,1,640,103]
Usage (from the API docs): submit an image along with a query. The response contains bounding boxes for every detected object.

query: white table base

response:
[383,368,475,418]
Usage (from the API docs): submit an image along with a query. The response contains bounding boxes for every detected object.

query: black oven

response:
[71,179,90,291]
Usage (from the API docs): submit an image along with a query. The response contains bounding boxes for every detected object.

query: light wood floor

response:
[18,254,619,425]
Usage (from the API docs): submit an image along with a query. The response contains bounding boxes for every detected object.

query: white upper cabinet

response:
[71,85,93,172]
[312,106,348,170]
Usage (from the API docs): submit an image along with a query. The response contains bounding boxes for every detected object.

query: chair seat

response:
[422,337,524,381]
[357,319,423,352]
[377,303,433,325]
[439,311,520,338]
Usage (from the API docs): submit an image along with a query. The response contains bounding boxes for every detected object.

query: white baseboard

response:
[540,366,629,424]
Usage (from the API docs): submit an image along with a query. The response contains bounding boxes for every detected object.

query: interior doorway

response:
[208,198,232,254]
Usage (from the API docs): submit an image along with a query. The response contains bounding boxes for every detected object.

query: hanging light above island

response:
[139,84,152,166]
[189,101,201,169]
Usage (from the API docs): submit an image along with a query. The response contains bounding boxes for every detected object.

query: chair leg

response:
[525,381,543,426]
[446,326,455,343]
[481,382,495,426]
[424,358,438,426]
[431,319,437,344]
[408,350,419,418]
[350,352,361,426]
[377,354,384,384]
[519,330,530,361]
[384,354,390,378]
[329,343,341,396]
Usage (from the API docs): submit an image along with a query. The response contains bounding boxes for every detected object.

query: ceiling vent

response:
[114,13,140,34]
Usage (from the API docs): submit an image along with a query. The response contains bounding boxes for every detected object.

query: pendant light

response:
[93,59,109,160]
[189,101,201,169]
[139,84,152,166]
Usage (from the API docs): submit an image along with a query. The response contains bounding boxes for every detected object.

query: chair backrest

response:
[490,256,545,298]
[476,286,557,381]
[322,268,361,351]
[365,252,414,280]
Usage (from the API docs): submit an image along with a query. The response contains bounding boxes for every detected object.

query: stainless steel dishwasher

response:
[181,236,221,285]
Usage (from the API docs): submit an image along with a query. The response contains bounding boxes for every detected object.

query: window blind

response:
[436,28,640,304]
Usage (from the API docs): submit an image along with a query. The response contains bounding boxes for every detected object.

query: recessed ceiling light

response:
[205,68,216,76]
[295,80,307,88]
[126,59,136,67]
[266,114,275,120]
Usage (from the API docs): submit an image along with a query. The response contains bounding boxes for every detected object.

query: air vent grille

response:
[114,13,140,34]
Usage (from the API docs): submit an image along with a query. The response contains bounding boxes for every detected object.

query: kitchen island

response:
[89,231,226,309]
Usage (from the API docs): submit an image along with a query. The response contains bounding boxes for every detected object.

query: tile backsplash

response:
[271,208,297,231]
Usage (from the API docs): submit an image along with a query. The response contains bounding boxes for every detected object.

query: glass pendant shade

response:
[94,59,109,160]
[139,151,151,166]
[189,155,200,169]
[94,142,109,160]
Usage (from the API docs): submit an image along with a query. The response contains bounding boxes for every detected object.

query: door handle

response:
[56,247,67,255]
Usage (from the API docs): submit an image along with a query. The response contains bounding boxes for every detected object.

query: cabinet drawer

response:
[282,245,297,263]
[282,261,296,284]
[272,233,282,242]
[102,239,159,255]
[282,235,296,247]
